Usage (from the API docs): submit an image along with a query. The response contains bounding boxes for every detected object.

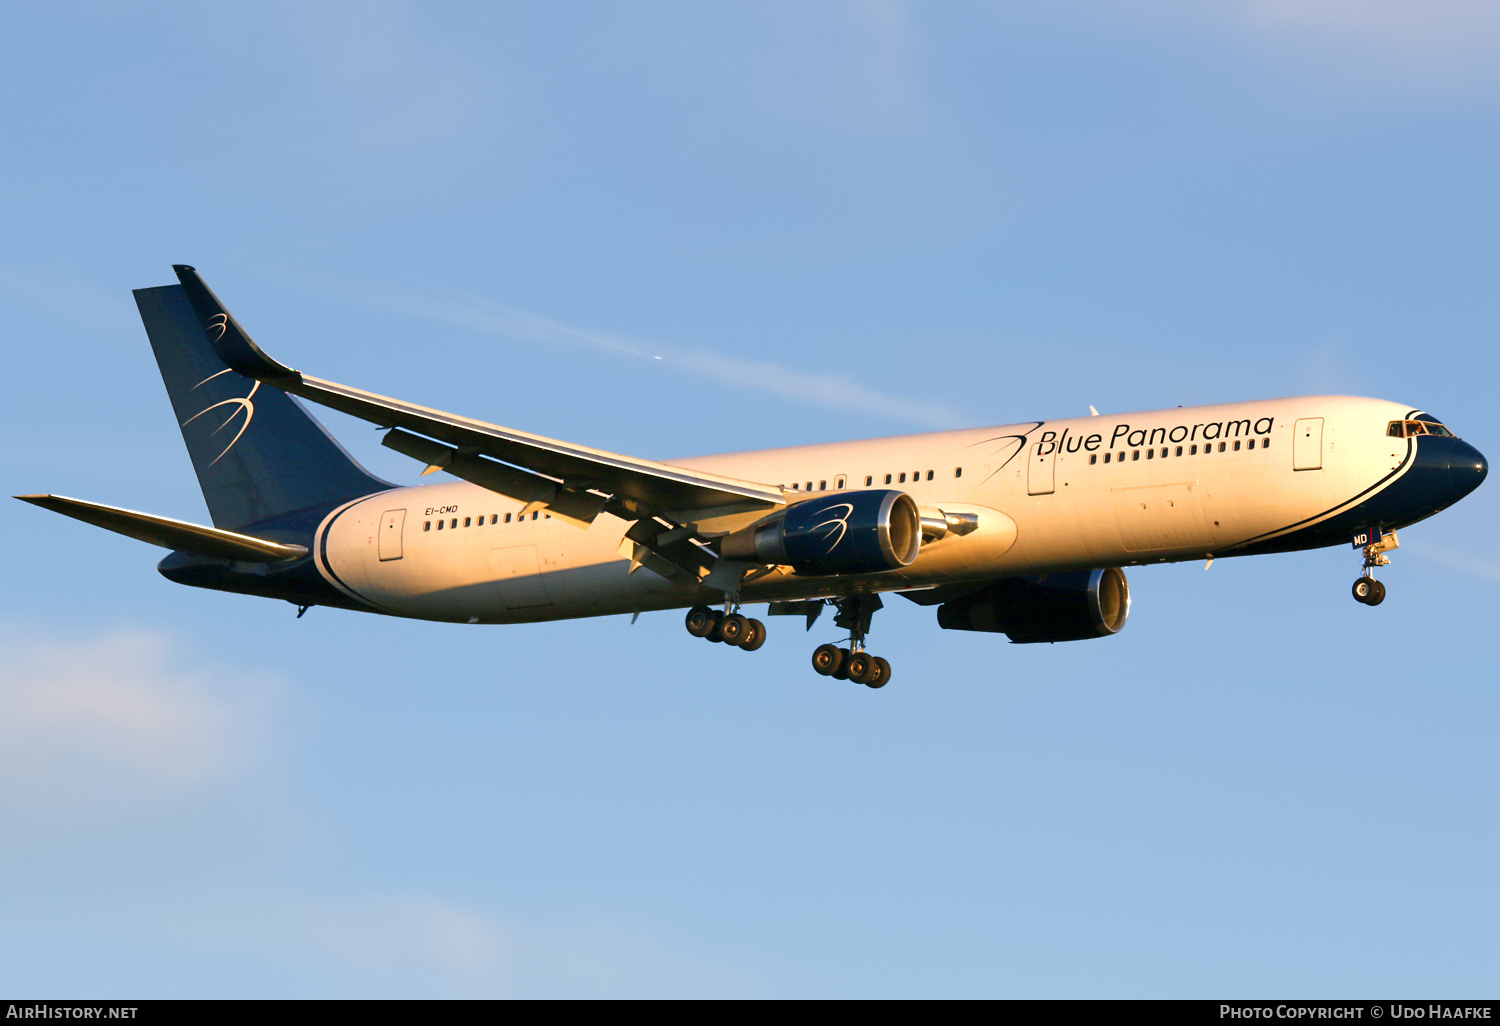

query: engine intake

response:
[722,489,921,575]
[936,568,1130,643]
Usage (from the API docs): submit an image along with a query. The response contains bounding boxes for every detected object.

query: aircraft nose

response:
[1448,438,1488,499]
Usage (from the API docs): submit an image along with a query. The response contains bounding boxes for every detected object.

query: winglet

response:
[172,264,301,384]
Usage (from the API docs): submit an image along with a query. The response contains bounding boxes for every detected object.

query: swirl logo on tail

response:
[182,368,259,465]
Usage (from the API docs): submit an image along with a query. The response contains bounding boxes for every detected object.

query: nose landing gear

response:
[1352,529,1398,606]
[809,595,892,688]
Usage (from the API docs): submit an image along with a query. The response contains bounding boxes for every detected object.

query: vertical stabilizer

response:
[134,282,391,529]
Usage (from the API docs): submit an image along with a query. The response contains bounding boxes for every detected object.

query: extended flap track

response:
[383,428,609,529]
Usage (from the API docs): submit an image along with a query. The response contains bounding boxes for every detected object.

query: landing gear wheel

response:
[719,613,749,645]
[705,611,725,642]
[685,605,715,637]
[738,618,767,652]
[846,652,876,685]
[831,647,853,680]
[812,643,844,676]
[867,656,892,689]
[1366,579,1386,606]
[1352,578,1376,605]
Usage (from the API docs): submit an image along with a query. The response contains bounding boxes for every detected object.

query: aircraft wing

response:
[172,265,784,526]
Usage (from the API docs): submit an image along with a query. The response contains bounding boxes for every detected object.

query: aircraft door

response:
[1027,438,1056,495]
[378,509,405,560]
[490,545,553,609]
[1293,418,1324,471]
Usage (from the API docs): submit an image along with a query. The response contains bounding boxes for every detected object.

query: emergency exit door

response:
[378,509,406,560]
[1028,439,1056,495]
[1293,418,1324,471]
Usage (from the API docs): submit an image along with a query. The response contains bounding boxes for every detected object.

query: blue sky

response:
[2,1,1497,997]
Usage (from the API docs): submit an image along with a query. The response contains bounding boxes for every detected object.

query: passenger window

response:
[864,476,872,486]
[1247,439,1255,450]
[1262,437,1271,448]
[885,474,893,484]
[1218,442,1226,452]
[450,518,458,529]
[1104,452,1111,464]
[423,521,431,532]
[491,514,498,524]
[954,468,962,478]
[837,476,847,489]
[504,513,512,523]
[1233,441,1241,451]
[1175,446,1183,456]
[436,520,444,530]
[1161,448,1169,457]
[899,473,906,483]
[1089,454,1097,465]
[1147,449,1154,459]
[532,511,539,520]
[1190,445,1197,455]
[464,517,471,527]
[791,483,799,490]
[926,470,933,481]
[819,480,826,491]
[806,482,813,491]
[1132,450,1140,461]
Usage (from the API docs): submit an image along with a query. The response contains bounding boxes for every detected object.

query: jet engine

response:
[936,568,1130,643]
[721,489,921,575]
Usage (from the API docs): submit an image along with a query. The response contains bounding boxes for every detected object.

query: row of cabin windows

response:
[424,511,549,531]
[785,468,963,492]
[1086,437,1270,465]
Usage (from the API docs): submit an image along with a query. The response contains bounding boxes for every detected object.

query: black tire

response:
[811,643,843,676]
[846,652,875,685]
[705,611,725,642]
[1367,579,1386,606]
[739,618,767,652]
[1352,578,1374,604]
[685,605,715,637]
[720,613,748,645]
[831,648,854,680]
[867,656,892,689]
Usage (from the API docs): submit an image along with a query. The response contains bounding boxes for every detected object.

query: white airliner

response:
[18,267,1488,688]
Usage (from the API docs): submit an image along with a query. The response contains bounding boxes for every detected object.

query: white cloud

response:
[0,624,757,996]
[355,286,966,428]
[1242,0,1500,55]
[0,628,279,838]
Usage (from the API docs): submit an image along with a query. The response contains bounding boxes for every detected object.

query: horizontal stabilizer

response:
[15,494,309,562]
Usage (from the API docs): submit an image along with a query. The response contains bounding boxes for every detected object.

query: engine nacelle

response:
[936,568,1130,643]
[722,489,921,575]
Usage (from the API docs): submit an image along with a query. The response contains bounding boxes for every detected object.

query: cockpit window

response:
[1387,420,1454,438]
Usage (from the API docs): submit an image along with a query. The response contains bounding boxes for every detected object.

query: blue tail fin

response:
[134,278,392,530]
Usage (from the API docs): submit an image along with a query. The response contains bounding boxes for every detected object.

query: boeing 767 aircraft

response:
[17,266,1489,688]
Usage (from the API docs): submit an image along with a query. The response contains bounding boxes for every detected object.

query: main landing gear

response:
[1352,529,1399,607]
[810,594,892,689]
[685,605,767,651]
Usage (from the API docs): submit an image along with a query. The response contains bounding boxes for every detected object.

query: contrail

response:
[351,285,966,429]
